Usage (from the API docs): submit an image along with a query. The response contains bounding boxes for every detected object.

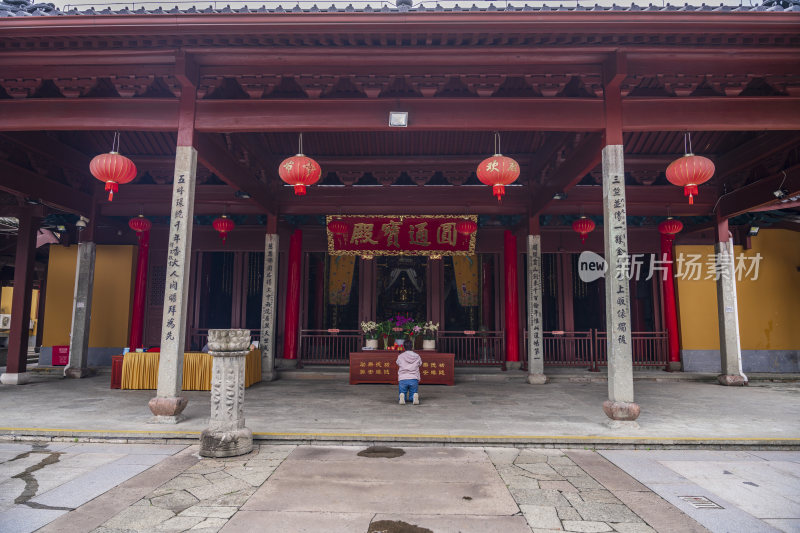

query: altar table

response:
[349,351,454,385]
[120,350,261,390]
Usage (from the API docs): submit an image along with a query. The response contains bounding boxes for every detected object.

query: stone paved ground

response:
[3,442,797,532]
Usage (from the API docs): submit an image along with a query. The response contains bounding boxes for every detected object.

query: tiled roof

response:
[1,0,799,17]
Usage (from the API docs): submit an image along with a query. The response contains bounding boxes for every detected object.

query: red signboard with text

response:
[326,215,476,257]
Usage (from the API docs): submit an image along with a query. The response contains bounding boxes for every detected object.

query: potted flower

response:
[422,321,439,350]
[391,315,413,348]
[375,320,393,350]
[360,321,379,350]
[404,321,422,350]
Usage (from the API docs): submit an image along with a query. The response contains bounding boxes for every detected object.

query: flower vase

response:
[422,339,436,350]
[365,339,378,350]
[382,337,389,350]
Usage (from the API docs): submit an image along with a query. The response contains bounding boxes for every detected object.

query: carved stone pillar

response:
[200,329,253,458]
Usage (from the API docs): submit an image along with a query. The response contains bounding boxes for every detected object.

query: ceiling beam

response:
[541,185,714,217]
[713,131,800,183]
[2,97,799,133]
[0,159,93,215]
[717,163,800,219]
[529,134,605,216]
[194,133,277,216]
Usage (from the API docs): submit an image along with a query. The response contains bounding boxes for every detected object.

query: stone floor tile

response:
[550,465,586,477]
[220,510,374,533]
[567,476,605,490]
[179,505,238,519]
[610,523,657,533]
[572,502,642,523]
[516,463,565,481]
[190,517,228,532]
[557,507,582,521]
[103,505,175,531]
[153,473,210,493]
[547,456,578,466]
[203,470,231,482]
[515,450,555,464]
[112,454,172,467]
[576,490,621,504]
[562,521,613,532]
[509,487,572,507]
[519,504,563,530]
[186,477,251,501]
[373,513,534,533]
[540,480,579,493]
[154,515,205,531]
[32,463,150,509]
[186,461,227,474]
[484,447,521,465]
[149,489,199,513]
[203,488,256,508]
[0,506,67,533]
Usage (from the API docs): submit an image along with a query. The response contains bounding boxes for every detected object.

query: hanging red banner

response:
[326,215,477,257]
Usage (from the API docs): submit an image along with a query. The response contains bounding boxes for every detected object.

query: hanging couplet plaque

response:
[326,215,477,257]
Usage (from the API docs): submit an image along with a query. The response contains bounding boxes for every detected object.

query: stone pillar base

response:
[261,370,278,382]
[0,372,30,385]
[603,400,640,421]
[200,427,253,458]
[64,367,96,379]
[718,374,748,386]
[148,396,188,424]
[526,373,548,385]
[276,358,298,369]
[667,361,682,372]
[505,361,522,371]
[605,419,640,430]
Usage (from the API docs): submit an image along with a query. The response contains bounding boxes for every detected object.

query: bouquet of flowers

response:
[390,315,414,339]
[422,321,439,340]
[404,321,422,344]
[360,321,379,340]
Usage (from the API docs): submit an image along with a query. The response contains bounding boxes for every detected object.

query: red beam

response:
[714,131,800,183]
[541,185,714,216]
[717,164,800,219]
[195,98,604,132]
[0,159,92,215]
[0,99,178,132]
[623,97,800,132]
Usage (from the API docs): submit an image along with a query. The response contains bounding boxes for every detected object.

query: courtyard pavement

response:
[0,371,798,445]
[0,441,798,533]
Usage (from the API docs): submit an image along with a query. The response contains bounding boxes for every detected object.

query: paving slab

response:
[0,506,67,533]
[31,462,152,508]
[373,513,534,533]
[221,510,374,533]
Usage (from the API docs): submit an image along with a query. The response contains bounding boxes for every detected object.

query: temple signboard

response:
[326,215,476,257]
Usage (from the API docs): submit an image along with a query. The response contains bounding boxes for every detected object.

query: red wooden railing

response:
[436,330,505,366]
[298,329,363,365]
[524,329,669,370]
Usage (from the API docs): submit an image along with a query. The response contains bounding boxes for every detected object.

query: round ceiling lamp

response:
[278,133,322,196]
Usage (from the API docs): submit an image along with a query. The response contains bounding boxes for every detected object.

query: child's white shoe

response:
[399,393,406,405]
[412,393,419,405]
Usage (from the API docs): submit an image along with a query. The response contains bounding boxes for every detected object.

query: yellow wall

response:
[676,229,800,351]
[42,245,136,348]
[1,287,40,333]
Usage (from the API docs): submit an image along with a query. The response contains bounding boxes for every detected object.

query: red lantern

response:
[128,215,152,233]
[90,152,137,202]
[572,216,596,244]
[665,154,714,205]
[658,218,684,236]
[456,219,478,236]
[278,134,321,196]
[328,218,349,236]
[477,155,520,201]
[213,215,235,244]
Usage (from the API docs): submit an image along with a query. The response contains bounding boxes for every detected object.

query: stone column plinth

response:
[200,329,253,458]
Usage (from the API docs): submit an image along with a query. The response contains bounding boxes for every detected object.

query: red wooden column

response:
[128,223,151,350]
[503,229,520,369]
[658,221,681,371]
[1,210,40,385]
[282,229,303,361]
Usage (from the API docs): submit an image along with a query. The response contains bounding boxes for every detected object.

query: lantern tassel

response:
[105,181,118,202]
[493,184,505,202]
[294,184,307,196]
[684,184,698,205]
